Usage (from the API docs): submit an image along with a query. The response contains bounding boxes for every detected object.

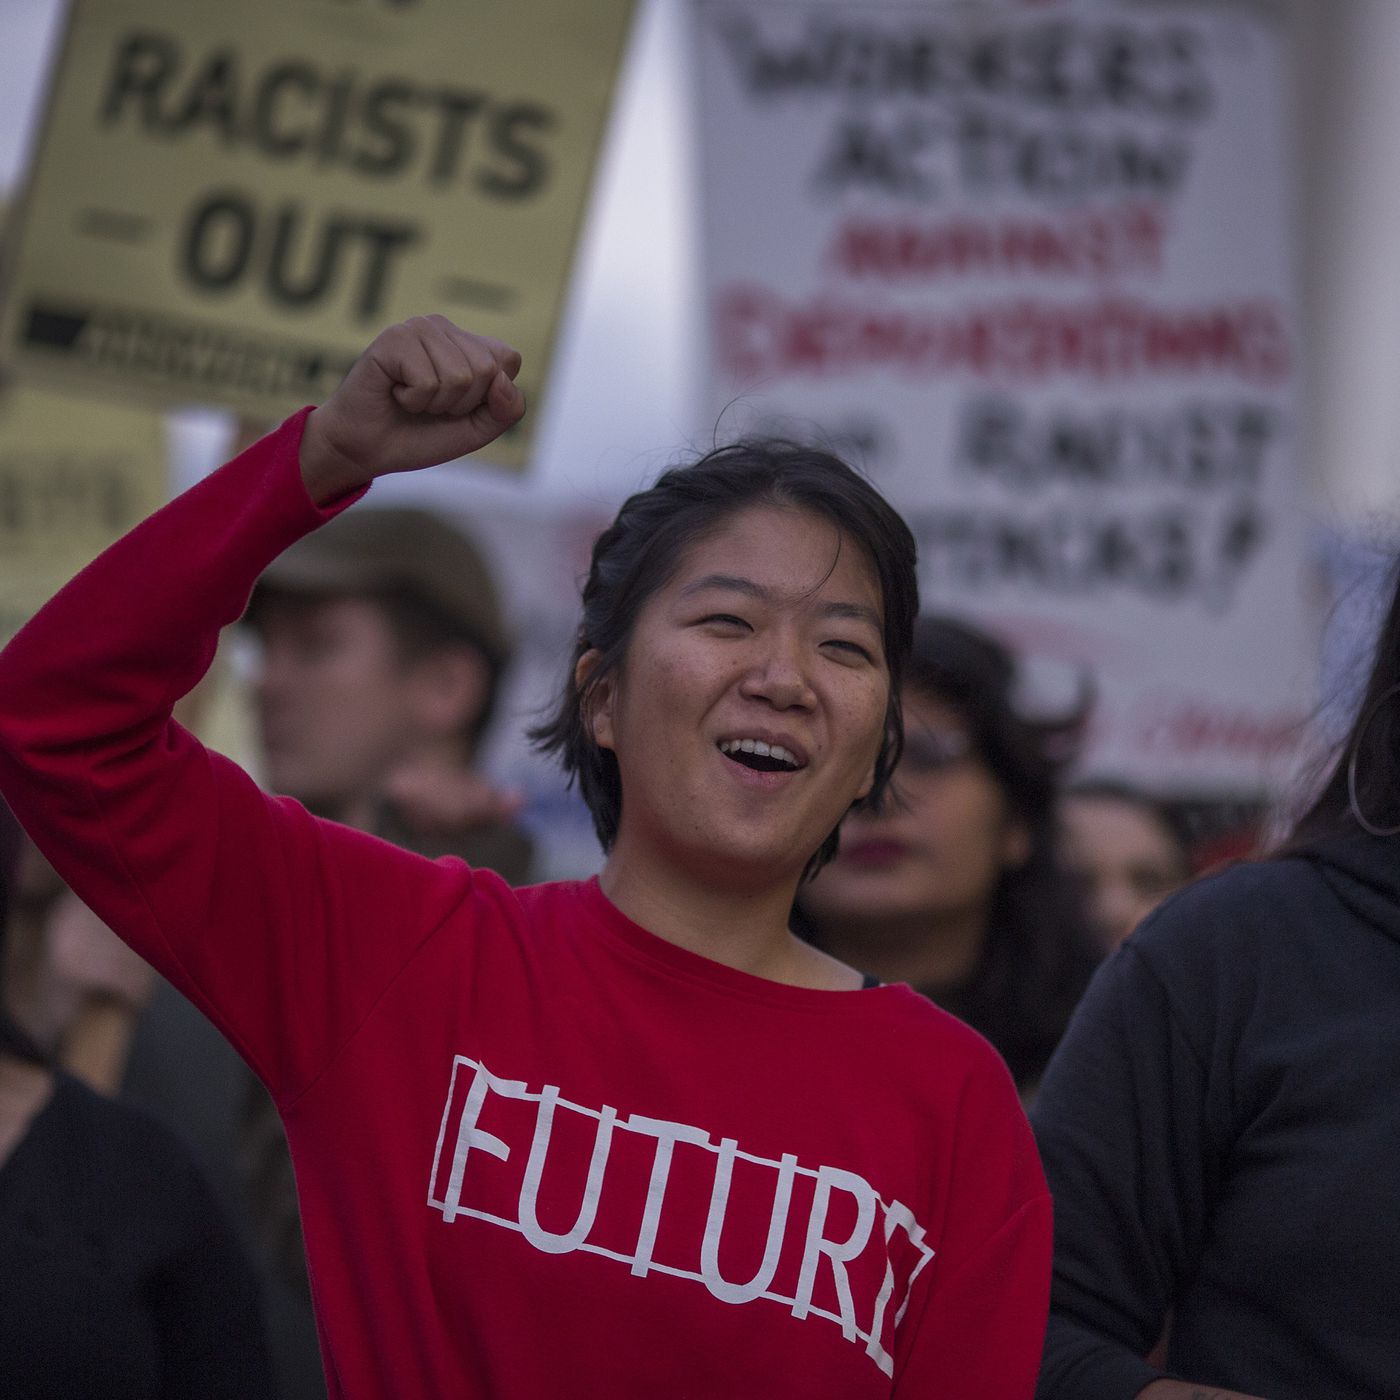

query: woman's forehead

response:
[668,503,883,609]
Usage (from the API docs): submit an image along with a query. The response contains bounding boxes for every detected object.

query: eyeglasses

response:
[899,728,975,775]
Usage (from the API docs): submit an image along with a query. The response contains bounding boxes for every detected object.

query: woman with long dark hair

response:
[1033,564,1400,1398]
[797,616,1101,1096]
[0,318,1050,1398]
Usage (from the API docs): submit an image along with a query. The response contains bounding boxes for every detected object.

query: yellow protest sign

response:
[0,384,166,646]
[0,0,636,469]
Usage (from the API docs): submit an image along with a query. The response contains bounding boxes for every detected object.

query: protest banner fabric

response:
[0,0,636,469]
[692,0,1316,794]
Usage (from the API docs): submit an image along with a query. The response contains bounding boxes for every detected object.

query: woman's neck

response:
[599,852,861,991]
[816,906,990,993]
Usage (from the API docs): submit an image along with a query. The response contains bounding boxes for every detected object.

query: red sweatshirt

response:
[0,413,1050,1398]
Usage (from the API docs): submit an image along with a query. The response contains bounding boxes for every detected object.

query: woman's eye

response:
[701,613,751,630]
[824,638,875,662]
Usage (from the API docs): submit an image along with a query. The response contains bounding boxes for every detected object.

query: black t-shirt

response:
[0,1072,275,1399]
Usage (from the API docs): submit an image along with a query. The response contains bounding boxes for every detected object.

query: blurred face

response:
[587,504,889,890]
[800,691,1030,930]
[251,594,431,817]
[1060,793,1185,951]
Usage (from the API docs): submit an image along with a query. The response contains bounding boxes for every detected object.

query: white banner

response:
[692,0,1316,794]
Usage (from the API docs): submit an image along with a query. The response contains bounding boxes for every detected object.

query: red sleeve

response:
[894,1051,1052,1399]
[0,411,476,1104]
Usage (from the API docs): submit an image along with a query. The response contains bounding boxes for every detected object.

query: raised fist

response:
[299,315,525,502]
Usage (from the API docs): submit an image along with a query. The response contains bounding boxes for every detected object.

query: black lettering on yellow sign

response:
[99,31,558,199]
[0,456,138,538]
[180,189,419,319]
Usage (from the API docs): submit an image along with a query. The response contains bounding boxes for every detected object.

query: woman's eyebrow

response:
[678,575,880,629]
[678,573,767,601]
[822,600,882,630]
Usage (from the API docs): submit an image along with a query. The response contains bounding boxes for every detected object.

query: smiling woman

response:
[532,438,916,900]
[0,316,1051,1399]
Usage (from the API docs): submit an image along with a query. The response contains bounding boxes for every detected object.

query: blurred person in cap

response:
[1058,780,1191,953]
[246,502,532,881]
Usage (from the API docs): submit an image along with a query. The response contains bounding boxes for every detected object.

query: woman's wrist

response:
[298,406,374,505]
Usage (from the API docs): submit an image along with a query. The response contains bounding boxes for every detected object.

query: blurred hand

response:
[300,315,525,502]
[382,761,526,836]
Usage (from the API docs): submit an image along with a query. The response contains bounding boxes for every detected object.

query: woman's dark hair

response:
[0,801,50,1068]
[898,615,1099,1090]
[1286,556,1400,849]
[531,438,919,880]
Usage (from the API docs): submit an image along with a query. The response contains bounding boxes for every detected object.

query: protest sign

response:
[692,0,1316,794]
[0,383,166,646]
[0,0,635,468]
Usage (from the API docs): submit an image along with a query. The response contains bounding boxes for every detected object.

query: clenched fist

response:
[299,315,525,503]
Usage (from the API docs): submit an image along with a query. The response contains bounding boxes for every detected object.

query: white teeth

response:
[719,739,800,768]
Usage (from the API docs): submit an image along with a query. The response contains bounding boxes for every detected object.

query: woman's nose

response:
[738,636,816,711]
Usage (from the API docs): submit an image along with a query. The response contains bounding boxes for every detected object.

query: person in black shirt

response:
[0,804,275,1400]
[1033,564,1400,1399]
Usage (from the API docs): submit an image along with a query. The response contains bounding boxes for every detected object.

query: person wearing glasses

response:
[796,615,1101,1099]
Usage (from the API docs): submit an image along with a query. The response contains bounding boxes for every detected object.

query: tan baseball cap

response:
[249,506,511,667]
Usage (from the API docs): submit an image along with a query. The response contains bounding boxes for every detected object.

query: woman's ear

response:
[575,649,615,751]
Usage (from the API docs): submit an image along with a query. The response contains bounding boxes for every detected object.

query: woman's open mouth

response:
[718,738,804,774]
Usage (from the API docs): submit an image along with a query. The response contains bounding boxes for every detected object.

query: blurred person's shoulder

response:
[24,1073,230,1249]
[50,1071,209,1181]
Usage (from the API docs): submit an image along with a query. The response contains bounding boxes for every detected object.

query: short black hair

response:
[530,439,918,880]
